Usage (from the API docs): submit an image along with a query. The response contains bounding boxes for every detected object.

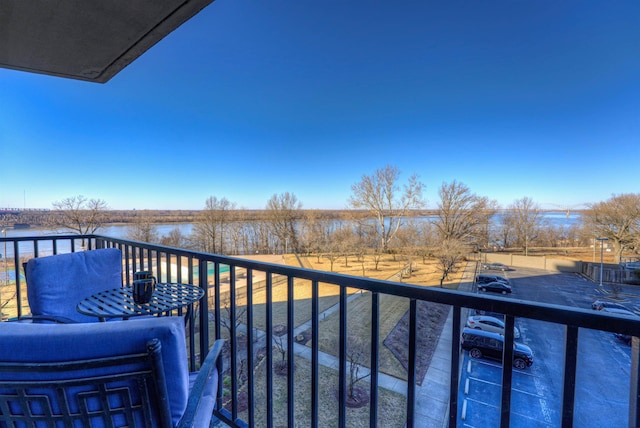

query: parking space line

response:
[464,396,500,409]
[511,409,557,427]
[467,376,501,387]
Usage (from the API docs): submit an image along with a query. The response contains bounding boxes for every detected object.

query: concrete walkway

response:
[414,263,475,427]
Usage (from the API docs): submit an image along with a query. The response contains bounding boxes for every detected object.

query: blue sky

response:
[1,1,638,211]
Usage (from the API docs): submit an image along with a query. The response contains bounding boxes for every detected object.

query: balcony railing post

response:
[312,279,319,428]
[229,264,238,422]
[630,336,640,428]
[500,315,516,427]
[561,325,578,427]
[13,241,23,318]
[338,286,347,428]
[369,292,380,428]
[246,268,255,427]
[406,299,417,428]
[287,275,295,428]
[265,272,273,427]
[198,261,210,367]
[449,306,462,428]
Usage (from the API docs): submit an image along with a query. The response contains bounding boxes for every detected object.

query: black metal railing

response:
[2,233,640,427]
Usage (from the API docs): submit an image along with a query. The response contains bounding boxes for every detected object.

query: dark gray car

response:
[476,274,510,285]
[461,328,533,369]
[478,281,512,294]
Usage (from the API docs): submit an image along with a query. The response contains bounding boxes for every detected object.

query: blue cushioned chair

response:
[0,317,224,428]
[25,248,123,323]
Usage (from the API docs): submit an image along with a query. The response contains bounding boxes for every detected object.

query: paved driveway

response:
[458,267,636,427]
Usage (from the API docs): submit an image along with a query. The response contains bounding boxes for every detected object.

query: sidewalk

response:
[413,262,475,427]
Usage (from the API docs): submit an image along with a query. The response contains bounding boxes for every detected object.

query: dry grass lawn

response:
[244,354,407,427]
[294,254,465,380]
[211,253,465,426]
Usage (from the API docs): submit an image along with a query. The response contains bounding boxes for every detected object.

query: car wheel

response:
[470,348,482,359]
[513,358,526,370]
[501,290,507,295]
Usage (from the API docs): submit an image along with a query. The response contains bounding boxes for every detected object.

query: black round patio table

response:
[76,282,204,322]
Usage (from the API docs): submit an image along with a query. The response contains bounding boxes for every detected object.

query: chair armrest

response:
[14,315,78,324]
[177,339,225,428]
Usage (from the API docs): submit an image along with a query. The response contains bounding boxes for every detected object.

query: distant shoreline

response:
[2,208,586,229]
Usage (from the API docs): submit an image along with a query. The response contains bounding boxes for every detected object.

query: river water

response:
[1,211,581,259]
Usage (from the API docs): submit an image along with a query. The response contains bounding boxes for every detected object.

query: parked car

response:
[601,308,638,345]
[478,281,512,294]
[472,309,506,320]
[482,262,510,271]
[614,333,632,345]
[591,300,631,311]
[466,315,520,339]
[461,328,533,369]
[476,274,510,285]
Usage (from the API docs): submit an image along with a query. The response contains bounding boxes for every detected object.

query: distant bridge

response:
[0,208,50,214]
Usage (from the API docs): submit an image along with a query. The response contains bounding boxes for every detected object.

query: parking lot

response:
[458,266,637,427]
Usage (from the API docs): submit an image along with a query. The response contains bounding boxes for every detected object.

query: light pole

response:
[596,237,609,287]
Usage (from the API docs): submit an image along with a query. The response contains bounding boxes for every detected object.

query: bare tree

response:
[392,221,424,278]
[333,227,358,268]
[273,334,287,373]
[346,336,370,401]
[266,192,302,253]
[220,294,248,340]
[582,193,640,264]
[322,228,345,272]
[225,208,254,255]
[435,238,465,287]
[415,220,436,263]
[126,211,159,243]
[49,195,108,246]
[434,180,496,247]
[496,212,514,249]
[246,220,276,254]
[192,196,236,254]
[349,165,425,252]
[505,197,543,256]
[300,210,334,258]
[160,227,187,248]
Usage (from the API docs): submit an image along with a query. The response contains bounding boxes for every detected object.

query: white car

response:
[466,315,520,339]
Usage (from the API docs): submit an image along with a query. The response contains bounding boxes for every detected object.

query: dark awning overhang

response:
[0,0,214,83]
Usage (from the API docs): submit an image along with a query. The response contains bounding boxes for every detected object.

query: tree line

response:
[27,166,640,271]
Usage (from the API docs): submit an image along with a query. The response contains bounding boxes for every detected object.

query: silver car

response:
[466,315,520,339]
[482,262,510,271]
